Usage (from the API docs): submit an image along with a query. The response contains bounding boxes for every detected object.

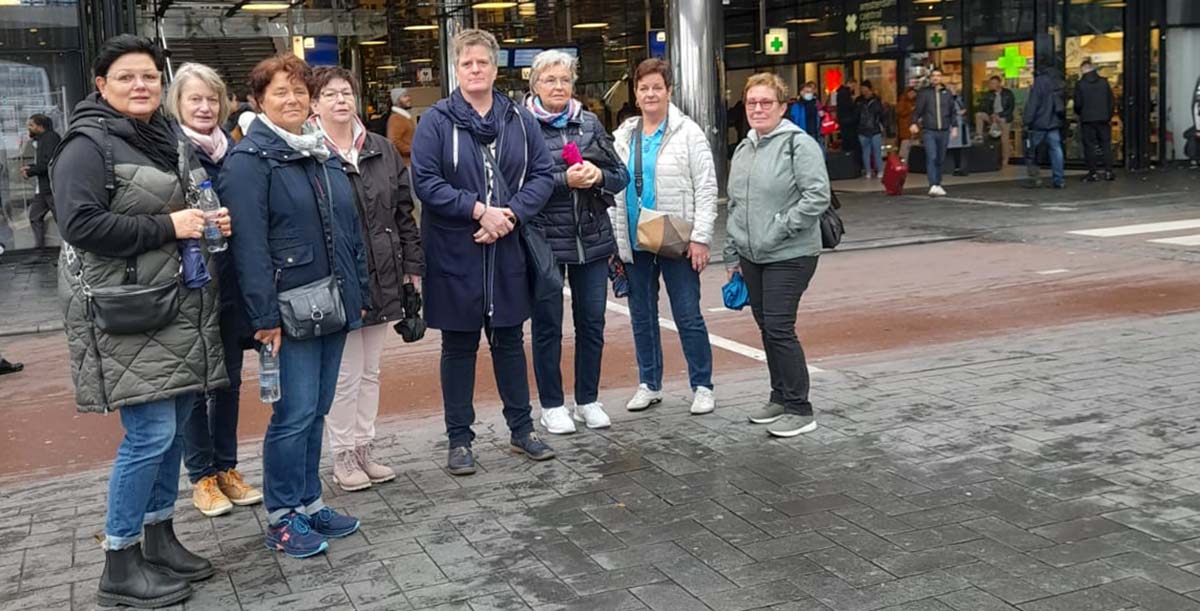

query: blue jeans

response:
[183,312,245,482]
[531,259,609,407]
[441,325,534,447]
[626,251,713,391]
[105,393,196,550]
[858,134,882,176]
[922,130,950,186]
[1026,129,1066,187]
[263,332,346,524]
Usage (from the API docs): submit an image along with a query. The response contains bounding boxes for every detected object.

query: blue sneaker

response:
[265,512,328,558]
[511,432,556,461]
[311,507,360,538]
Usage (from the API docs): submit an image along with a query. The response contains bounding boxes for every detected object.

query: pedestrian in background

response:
[725,72,830,437]
[53,35,229,608]
[1024,63,1067,189]
[835,78,860,160]
[855,80,884,179]
[976,75,1015,160]
[1073,59,1115,182]
[611,58,718,416]
[309,66,423,492]
[524,49,629,435]
[387,87,415,166]
[410,29,557,476]
[947,84,971,176]
[791,81,823,147]
[220,53,369,559]
[910,68,956,197]
[896,86,918,162]
[166,62,263,518]
[20,113,61,249]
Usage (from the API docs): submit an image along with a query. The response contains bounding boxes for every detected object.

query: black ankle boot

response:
[143,519,215,581]
[98,543,192,608]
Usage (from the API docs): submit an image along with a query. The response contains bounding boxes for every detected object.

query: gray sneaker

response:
[747,402,786,424]
[767,414,818,438]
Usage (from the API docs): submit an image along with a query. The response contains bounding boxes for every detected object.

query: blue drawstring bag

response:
[179,239,212,289]
[722,272,749,310]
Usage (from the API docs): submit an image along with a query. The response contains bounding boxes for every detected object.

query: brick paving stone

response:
[1014,586,1132,611]
[629,582,712,610]
[936,587,1019,610]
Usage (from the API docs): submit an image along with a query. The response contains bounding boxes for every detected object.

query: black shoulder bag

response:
[477,140,563,304]
[275,166,347,339]
[786,133,844,249]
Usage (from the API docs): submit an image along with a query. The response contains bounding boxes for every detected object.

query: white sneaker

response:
[626,384,663,412]
[539,406,576,435]
[573,402,612,429]
[928,185,940,197]
[934,185,947,197]
[690,387,716,415]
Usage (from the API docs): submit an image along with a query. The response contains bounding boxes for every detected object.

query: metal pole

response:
[667,0,727,192]
[439,0,467,96]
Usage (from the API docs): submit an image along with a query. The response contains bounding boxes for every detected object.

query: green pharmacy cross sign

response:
[997,45,1026,79]
[930,31,943,47]
[770,36,784,53]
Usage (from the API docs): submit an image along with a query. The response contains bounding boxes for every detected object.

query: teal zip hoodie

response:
[723,120,831,267]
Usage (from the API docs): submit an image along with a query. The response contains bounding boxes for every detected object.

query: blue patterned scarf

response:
[526,95,581,129]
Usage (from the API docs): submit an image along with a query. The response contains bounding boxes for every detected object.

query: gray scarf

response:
[257,113,330,162]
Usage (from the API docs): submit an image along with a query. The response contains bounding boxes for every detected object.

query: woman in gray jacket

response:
[724,72,830,438]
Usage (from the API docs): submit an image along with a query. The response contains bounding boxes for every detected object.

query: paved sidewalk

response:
[5,312,1200,610]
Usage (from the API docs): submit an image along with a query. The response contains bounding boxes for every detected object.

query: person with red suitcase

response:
[882,150,908,195]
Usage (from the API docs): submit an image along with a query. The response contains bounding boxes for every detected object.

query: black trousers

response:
[440,325,534,448]
[29,192,54,249]
[1081,121,1113,173]
[740,256,819,416]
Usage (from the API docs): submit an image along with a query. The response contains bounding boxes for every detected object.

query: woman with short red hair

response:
[217,54,370,559]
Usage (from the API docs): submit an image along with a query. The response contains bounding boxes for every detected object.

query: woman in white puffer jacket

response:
[609,58,719,416]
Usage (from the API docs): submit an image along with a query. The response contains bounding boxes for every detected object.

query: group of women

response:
[53,29,830,608]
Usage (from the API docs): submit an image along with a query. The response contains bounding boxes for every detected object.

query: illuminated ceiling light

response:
[916,16,943,22]
[864,59,880,64]
[472,1,517,9]
[572,22,609,29]
[403,24,438,31]
[809,31,837,37]
[503,37,533,43]
[605,59,626,64]
[243,2,291,10]
[1101,1,1125,6]
[375,65,397,70]
[518,2,536,16]
[0,0,22,6]
[913,0,942,3]
[359,39,386,45]
[725,42,751,49]
[622,44,645,50]
[411,58,434,63]
[785,18,818,24]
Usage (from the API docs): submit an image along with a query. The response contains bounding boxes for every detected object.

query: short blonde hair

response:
[452,29,501,68]
[529,49,577,91]
[743,72,789,104]
[166,62,231,127]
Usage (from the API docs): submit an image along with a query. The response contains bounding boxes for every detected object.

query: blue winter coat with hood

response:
[411,90,555,331]
[218,119,370,335]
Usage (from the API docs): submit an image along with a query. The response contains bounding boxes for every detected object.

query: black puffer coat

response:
[531,103,629,265]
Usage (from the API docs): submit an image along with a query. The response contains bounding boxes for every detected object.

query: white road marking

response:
[941,197,1032,208]
[566,288,822,373]
[1068,219,1200,237]
[706,306,730,313]
[1042,206,1077,212]
[1148,234,1200,246]
[1036,269,1070,275]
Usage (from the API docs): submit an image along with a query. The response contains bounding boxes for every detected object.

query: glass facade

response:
[0,0,84,252]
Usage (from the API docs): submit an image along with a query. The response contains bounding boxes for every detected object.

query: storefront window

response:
[962,0,1035,45]
[1064,32,1123,161]
[0,0,82,252]
[970,41,1033,158]
[906,0,964,51]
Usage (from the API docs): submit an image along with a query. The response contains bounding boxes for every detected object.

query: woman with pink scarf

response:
[165,62,264,518]
[308,66,423,492]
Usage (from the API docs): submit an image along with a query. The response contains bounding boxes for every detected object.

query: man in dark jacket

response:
[836,79,860,160]
[20,113,62,248]
[910,69,956,196]
[977,75,1015,160]
[1073,60,1116,181]
[1023,66,1067,188]
[856,80,885,178]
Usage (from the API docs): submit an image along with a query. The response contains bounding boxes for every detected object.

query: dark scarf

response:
[446,89,509,145]
[94,97,180,173]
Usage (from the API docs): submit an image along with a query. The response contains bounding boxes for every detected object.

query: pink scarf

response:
[309,115,366,168]
[181,125,228,162]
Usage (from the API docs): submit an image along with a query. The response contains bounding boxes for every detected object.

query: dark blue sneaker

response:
[311,507,360,538]
[447,445,476,476]
[265,512,328,559]
[511,432,556,461]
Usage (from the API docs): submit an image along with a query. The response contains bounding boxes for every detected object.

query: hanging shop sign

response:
[765,28,788,55]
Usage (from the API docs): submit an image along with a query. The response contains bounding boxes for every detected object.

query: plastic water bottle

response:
[198,180,227,253]
[259,344,281,403]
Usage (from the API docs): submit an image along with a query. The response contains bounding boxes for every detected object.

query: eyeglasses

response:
[539,77,572,88]
[320,89,355,101]
[746,100,779,110]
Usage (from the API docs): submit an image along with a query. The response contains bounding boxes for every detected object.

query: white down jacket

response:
[609,104,719,263]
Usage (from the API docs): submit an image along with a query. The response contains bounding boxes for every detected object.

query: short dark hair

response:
[846,77,858,85]
[989,75,1002,82]
[930,66,943,74]
[309,66,359,98]
[634,58,673,90]
[29,114,52,130]
[860,79,873,90]
[247,53,312,101]
[93,34,165,79]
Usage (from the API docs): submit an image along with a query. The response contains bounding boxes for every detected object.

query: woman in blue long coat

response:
[410,29,556,475]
